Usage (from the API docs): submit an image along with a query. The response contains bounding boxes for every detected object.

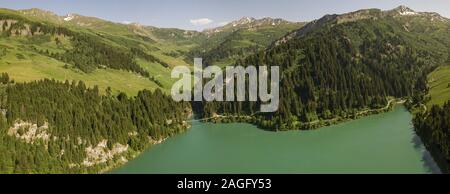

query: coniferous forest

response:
[0,4,449,174]
[200,18,439,130]
[0,74,191,173]
[413,101,450,172]
[0,13,159,84]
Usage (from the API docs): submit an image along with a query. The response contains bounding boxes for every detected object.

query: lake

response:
[112,106,441,174]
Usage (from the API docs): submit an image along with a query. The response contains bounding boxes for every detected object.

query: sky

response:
[0,0,449,31]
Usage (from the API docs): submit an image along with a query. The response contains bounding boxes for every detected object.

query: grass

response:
[0,8,307,99]
[212,58,235,68]
[150,42,194,67]
[135,58,177,89]
[0,32,183,96]
[0,47,161,96]
[427,65,450,107]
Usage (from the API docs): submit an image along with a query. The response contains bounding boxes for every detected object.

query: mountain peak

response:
[394,5,414,11]
[21,8,52,13]
[64,13,76,21]
[19,8,59,17]
[387,5,448,21]
[203,16,292,34]
[231,17,256,27]
[392,5,418,16]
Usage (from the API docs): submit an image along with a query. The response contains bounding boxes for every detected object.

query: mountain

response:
[190,17,306,66]
[1,5,450,173]
[201,6,450,130]
[19,8,63,23]
[0,8,304,94]
[0,7,206,95]
[275,6,449,47]
[204,17,295,34]
[0,8,201,173]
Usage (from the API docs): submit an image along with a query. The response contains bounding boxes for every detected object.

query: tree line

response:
[413,101,450,173]
[0,74,191,173]
[199,19,438,131]
[1,13,162,86]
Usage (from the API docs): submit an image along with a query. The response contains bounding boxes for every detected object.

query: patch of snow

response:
[64,14,74,21]
[395,6,418,16]
[399,11,418,16]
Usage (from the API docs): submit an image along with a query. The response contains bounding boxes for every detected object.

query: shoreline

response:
[103,110,193,174]
[101,122,191,174]
[107,99,436,174]
[109,101,437,174]
[203,98,404,131]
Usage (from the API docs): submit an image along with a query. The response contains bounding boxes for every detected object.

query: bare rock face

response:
[8,120,51,145]
[392,5,418,16]
[387,5,448,22]
[82,140,129,167]
[0,19,43,36]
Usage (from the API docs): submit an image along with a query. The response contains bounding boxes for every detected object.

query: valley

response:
[0,5,449,174]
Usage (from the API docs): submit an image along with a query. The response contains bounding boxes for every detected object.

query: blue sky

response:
[1,0,449,31]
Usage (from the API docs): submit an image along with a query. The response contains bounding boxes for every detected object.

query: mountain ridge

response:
[1,4,450,174]
[273,5,449,47]
[203,16,302,34]
[16,7,305,33]
[201,5,450,131]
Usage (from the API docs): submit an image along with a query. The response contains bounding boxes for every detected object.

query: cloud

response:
[190,18,213,26]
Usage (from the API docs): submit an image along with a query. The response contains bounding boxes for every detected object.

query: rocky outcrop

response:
[0,19,43,36]
[81,140,129,167]
[7,120,51,145]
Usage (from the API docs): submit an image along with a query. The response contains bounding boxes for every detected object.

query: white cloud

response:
[190,18,213,26]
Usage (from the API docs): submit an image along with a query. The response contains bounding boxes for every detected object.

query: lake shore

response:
[112,105,437,174]
[204,98,405,131]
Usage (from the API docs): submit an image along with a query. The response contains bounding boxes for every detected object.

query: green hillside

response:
[200,6,450,130]
[0,78,191,173]
[1,5,449,174]
[427,65,450,107]
[0,8,303,94]
[189,17,305,66]
[0,8,197,95]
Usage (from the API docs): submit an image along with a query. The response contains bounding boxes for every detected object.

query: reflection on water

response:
[113,106,440,174]
[411,134,441,174]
